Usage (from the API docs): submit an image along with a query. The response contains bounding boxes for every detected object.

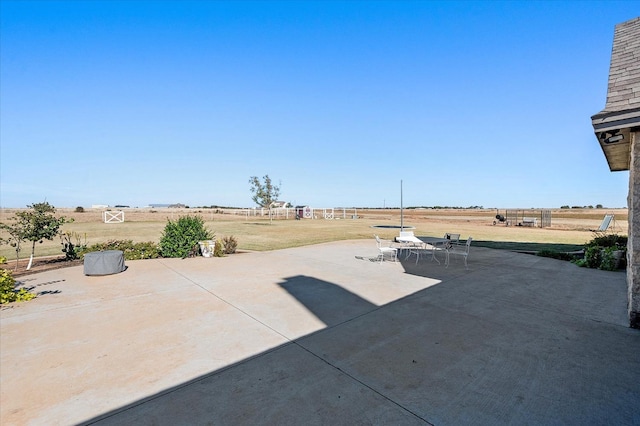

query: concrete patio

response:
[1,240,639,425]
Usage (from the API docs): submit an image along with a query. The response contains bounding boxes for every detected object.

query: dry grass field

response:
[0,207,628,262]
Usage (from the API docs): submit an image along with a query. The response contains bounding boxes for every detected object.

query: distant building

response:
[295,205,312,219]
[271,201,289,208]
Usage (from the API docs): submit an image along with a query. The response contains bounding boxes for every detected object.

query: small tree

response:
[0,220,27,270]
[249,175,281,223]
[249,175,281,207]
[14,202,71,270]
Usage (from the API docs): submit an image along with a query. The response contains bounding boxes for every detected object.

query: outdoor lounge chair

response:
[375,235,398,263]
[445,237,472,268]
[591,214,615,233]
[397,230,424,262]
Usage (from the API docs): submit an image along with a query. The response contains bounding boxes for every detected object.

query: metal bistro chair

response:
[375,235,398,263]
[426,233,460,264]
[444,233,461,246]
[445,237,472,268]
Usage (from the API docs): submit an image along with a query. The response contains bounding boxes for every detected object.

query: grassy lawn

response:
[0,207,625,260]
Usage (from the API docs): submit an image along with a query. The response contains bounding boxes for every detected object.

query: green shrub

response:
[1,262,35,304]
[586,233,627,249]
[536,249,574,261]
[85,240,161,260]
[160,215,213,258]
[75,206,85,213]
[578,233,627,270]
[600,246,624,271]
[222,236,238,254]
[584,246,603,269]
[573,258,588,267]
[60,231,87,261]
[214,239,225,257]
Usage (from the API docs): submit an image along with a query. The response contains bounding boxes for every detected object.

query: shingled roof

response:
[591,17,640,172]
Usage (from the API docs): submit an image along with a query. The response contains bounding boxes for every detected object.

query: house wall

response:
[629,130,640,329]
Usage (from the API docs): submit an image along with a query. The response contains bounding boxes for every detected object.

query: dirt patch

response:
[2,257,83,278]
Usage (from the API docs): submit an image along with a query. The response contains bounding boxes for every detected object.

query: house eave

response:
[591,108,640,172]
[591,107,640,131]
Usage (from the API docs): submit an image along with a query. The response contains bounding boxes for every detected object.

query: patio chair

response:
[375,235,398,263]
[445,233,461,246]
[591,214,615,233]
[445,237,472,268]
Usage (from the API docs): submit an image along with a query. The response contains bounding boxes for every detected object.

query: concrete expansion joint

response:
[162,261,297,343]
[278,301,438,424]
[292,338,434,425]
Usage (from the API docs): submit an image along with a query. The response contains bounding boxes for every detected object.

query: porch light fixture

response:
[599,130,625,144]
[605,134,624,143]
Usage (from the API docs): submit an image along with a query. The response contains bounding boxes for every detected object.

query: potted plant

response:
[582,233,627,270]
[198,240,215,258]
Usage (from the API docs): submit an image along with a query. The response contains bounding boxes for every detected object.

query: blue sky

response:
[1,1,638,209]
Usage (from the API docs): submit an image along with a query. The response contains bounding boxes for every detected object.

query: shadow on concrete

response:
[277,275,377,327]
[77,250,640,425]
[471,240,584,253]
[81,275,427,425]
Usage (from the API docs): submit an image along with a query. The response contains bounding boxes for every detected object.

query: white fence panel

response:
[103,211,125,223]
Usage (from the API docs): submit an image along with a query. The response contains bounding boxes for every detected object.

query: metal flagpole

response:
[400,179,404,231]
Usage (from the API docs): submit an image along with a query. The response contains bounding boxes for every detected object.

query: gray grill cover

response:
[84,250,125,276]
